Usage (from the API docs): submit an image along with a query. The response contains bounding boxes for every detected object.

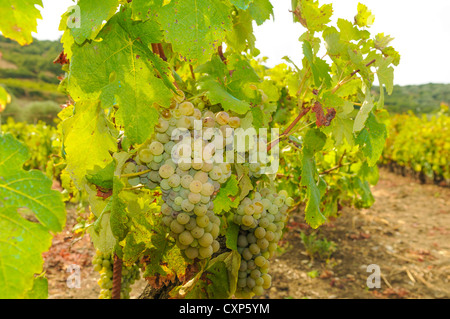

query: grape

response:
[125,96,249,262]
[179,101,195,116]
[215,111,229,125]
[93,250,140,299]
[198,245,213,258]
[189,180,203,193]
[196,215,209,228]
[179,230,194,245]
[159,164,175,179]
[233,189,294,298]
[139,149,154,163]
[170,220,185,233]
[188,192,201,204]
[198,233,213,247]
[149,141,164,155]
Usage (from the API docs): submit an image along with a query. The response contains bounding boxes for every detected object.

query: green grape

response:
[179,101,195,116]
[185,247,199,259]
[168,174,181,188]
[198,245,213,258]
[181,199,195,212]
[128,177,140,186]
[159,164,175,179]
[198,233,213,247]
[180,175,194,188]
[170,220,185,233]
[149,141,164,155]
[176,212,190,225]
[196,215,209,228]
[139,149,154,163]
[191,226,205,239]
[215,111,229,125]
[189,180,203,193]
[178,230,194,245]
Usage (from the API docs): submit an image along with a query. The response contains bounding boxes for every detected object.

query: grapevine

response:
[0,0,400,300]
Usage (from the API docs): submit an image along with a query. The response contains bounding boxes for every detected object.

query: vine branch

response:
[267,104,311,152]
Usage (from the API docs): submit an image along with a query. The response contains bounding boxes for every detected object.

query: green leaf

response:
[300,129,327,229]
[248,0,274,25]
[235,164,253,200]
[61,100,118,189]
[226,9,256,54]
[377,57,394,95]
[230,0,254,10]
[69,0,120,45]
[109,177,128,241]
[0,0,43,45]
[299,0,333,32]
[0,134,66,232]
[213,175,240,214]
[0,206,52,299]
[303,41,331,88]
[199,78,251,114]
[182,251,241,299]
[86,160,115,190]
[24,276,48,299]
[353,87,374,133]
[225,221,240,251]
[354,3,375,27]
[356,113,387,167]
[157,0,233,64]
[67,8,173,145]
[130,0,163,21]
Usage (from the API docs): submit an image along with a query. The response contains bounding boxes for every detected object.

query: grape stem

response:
[112,254,123,299]
[218,45,227,64]
[267,104,311,152]
[121,169,152,178]
[331,59,376,94]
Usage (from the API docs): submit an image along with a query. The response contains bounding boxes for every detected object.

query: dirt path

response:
[43,168,450,299]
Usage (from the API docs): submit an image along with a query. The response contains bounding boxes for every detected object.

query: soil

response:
[43,168,450,299]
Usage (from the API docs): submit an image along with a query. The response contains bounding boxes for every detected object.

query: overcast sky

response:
[33,0,450,86]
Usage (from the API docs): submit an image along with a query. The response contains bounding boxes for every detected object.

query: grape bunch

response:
[233,188,294,297]
[122,93,242,260]
[92,250,141,299]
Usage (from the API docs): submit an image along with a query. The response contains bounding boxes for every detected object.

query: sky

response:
[32,0,450,86]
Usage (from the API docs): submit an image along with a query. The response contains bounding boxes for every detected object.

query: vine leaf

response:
[213,175,240,214]
[354,3,375,27]
[0,207,52,299]
[0,134,66,298]
[300,129,327,229]
[172,251,241,299]
[69,0,120,45]
[157,0,233,65]
[0,134,66,232]
[355,113,387,167]
[67,8,174,145]
[0,0,42,45]
[248,0,274,26]
[61,100,118,189]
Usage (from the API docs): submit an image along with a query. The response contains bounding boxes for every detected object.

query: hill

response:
[373,83,450,114]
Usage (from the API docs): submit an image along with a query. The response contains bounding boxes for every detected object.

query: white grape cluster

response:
[124,94,242,260]
[233,189,294,297]
[92,250,141,299]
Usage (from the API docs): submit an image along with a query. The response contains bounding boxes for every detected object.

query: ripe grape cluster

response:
[123,93,241,260]
[233,189,294,297]
[92,250,141,299]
